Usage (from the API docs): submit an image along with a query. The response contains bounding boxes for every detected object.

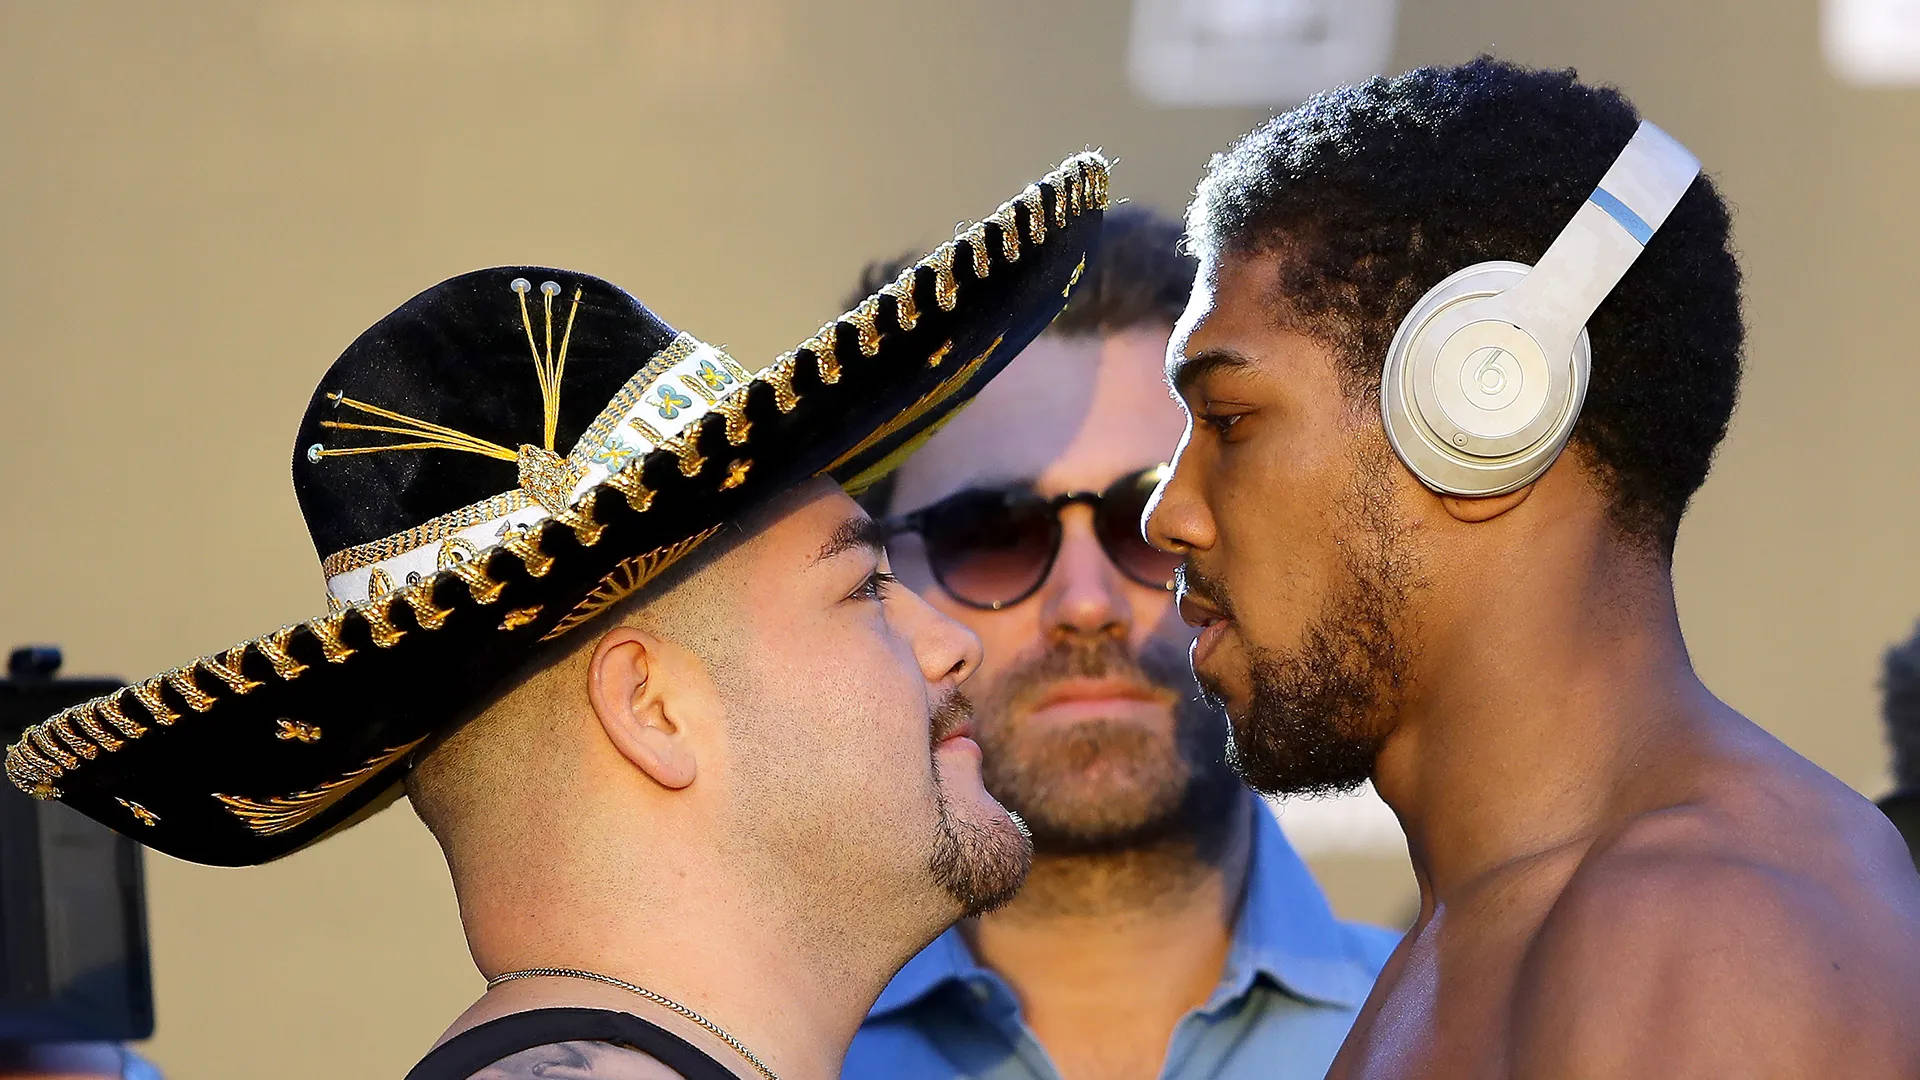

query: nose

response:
[1038,509,1129,643]
[897,583,983,688]
[1144,435,1214,557]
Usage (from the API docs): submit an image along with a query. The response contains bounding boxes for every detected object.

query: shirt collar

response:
[1209,798,1377,1010]
[867,798,1379,1020]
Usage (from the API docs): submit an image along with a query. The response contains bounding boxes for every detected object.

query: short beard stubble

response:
[926,691,1033,916]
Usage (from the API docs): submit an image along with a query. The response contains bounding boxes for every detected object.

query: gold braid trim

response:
[199,647,263,696]
[1019,185,1047,246]
[602,464,656,512]
[802,322,842,385]
[258,626,309,680]
[30,727,78,770]
[711,392,753,446]
[97,696,147,740]
[551,492,608,546]
[764,356,802,413]
[70,702,125,753]
[309,612,357,663]
[924,241,960,312]
[130,678,180,726]
[841,296,884,357]
[165,668,217,713]
[50,716,97,761]
[448,558,507,604]
[401,582,455,630]
[502,529,554,578]
[988,204,1022,262]
[320,490,534,579]
[358,600,405,648]
[881,266,921,331]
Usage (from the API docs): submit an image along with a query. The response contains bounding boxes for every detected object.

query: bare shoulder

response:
[1511,770,1920,1078]
[465,1040,687,1079]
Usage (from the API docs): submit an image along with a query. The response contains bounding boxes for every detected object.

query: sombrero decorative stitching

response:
[5,152,1110,866]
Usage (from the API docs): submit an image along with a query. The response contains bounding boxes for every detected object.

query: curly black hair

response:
[1188,58,1745,553]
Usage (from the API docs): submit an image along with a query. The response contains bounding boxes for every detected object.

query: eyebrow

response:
[1167,347,1257,399]
[813,515,887,565]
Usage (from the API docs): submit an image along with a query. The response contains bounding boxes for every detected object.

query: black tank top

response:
[405,1006,738,1080]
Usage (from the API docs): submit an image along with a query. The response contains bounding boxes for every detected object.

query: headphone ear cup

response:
[1381,262,1589,498]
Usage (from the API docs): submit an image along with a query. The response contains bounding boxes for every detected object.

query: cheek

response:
[1205,446,1351,646]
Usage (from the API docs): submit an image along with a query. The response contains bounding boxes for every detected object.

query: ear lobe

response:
[1439,483,1535,524]
[587,628,697,791]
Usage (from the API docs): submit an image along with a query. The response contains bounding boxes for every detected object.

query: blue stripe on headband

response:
[1588,186,1654,246]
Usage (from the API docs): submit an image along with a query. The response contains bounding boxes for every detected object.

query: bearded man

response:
[6,153,1110,1079]
[1146,60,1920,1078]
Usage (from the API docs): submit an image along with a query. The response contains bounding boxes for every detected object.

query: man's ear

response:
[587,627,697,790]
[1439,483,1535,524]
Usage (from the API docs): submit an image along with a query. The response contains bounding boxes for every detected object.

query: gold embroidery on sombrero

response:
[539,525,724,643]
[130,677,181,726]
[366,567,395,601]
[601,465,656,513]
[70,702,124,752]
[663,433,707,479]
[712,392,753,446]
[258,626,309,680]
[551,491,608,546]
[275,718,322,743]
[1020,185,1048,246]
[321,491,535,579]
[437,536,482,570]
[763,355,803,413]
[213,737,427,838]
[50,717,96,761]
[721,459,752,491]
[842,296,885,357]
[30,727,78,770]
[990,205,1022,262]
[960,221,995,278]
[357,598,405,648]
[501,529,553,578]
[924,241,961,312]
[116,798,159,827]
[1064,256,1086,300]
[926,340,954,369]
[165,668,217,713]
[308,611,356,663]
[881,266,921,331]
[448,557,507,604]
[401,583,454,631]
[568,335,698,470]
[825,335,1003,477]
[196,647,262,697]
[313,393,518,463]
[499,605,543,631]
[803,322,842,385]
[96,696,147,740]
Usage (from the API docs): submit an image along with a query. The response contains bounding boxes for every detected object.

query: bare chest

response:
[1326,879,1566,1080]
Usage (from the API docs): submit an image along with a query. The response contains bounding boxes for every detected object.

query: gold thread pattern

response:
[679,373,719,405]
[711,390,753,446]
[359,600,405,648]
[309,612,357,663]
[1050,177,1069,227]
[825,335,1003,476]
[764,356,802,413]
[721,459,752,491]
[437,536,482,570]
[552,494,608,546]
[366,567,395,600]
[988,205,1022,262]
[803,322,842,385]
[502,529,554,578]
[258,626,309,680]
[116,798,159,827]
[213,737,426,838]
[276,718,322,743]
[516,445,580,513]
[51,717,97,761]
[402,583,455,630]
[881,267,921,331]
[449,559,507,605]
[130,678,181,726]
[165,668,217,713]
[927,340,954,369]
[30,728,79,770]
[499,605,543,631]
[663,434,707,479]
[925,242,960,311]
[960,222,993,278]
[841,297,884,357]
[316,392,518,464]
[540,525,723,643]
[568,334,701,473]
[321,491,533,578]
[97,696,147,740]
[1064,256,1086,300]
[70,702,125,752]
[602,465,656,513]
[199,647,263,696]
[1019,185,1047,245]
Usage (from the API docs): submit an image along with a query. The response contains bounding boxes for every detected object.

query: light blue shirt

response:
[844,802,1401,1080]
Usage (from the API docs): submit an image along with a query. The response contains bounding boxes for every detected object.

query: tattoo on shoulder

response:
[466,1039,684,1079]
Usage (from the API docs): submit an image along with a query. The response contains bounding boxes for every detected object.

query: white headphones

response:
[1380,121,1701,497]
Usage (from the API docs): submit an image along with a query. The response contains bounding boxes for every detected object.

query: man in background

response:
[1880,622,1920,866]
[842,206,1396,1080]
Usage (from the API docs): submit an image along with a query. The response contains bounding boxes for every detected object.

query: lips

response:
[1029,677,1170,712]
[1176,588,1231,668]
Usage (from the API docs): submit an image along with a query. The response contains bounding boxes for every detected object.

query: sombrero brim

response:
[5,152,1110,866]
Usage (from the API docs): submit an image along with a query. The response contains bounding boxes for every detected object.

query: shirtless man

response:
[1145,59,1920,1077]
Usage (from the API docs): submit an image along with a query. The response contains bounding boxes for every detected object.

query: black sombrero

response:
[5,152,1110,866]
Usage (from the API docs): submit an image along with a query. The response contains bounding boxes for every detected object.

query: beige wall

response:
[2,2,1915,1076]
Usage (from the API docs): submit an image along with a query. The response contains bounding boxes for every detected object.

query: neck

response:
[457,829,912,1080]
[1374,532,1719,903]
[964,795,1253,1062]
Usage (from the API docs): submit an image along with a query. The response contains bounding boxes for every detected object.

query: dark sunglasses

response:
[884,465,1179,611]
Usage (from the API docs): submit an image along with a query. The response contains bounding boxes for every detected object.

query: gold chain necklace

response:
[486,967,778,1080]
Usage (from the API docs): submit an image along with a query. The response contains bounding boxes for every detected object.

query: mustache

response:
[930,689,975,744]
[996,634,1195,710]
[1174,563,1236,622]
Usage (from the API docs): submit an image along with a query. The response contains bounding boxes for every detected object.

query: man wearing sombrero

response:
[7,153,1110,1079]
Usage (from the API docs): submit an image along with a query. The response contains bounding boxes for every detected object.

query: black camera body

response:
[0,647,155,1042]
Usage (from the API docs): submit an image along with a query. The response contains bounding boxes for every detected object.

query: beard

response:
[926,691,1033,916]
[1191,443,1418,798]
[970,634,1243,854]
